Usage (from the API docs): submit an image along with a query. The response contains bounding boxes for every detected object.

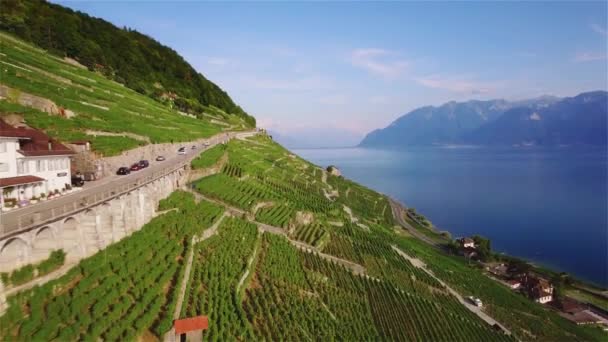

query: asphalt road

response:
[0,131,254,237]
[389,198,440,247]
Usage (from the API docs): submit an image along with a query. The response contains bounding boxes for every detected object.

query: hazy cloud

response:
[240,75,331,91]
[318,94,349,105]
[350,48,409,78]
[415,75,496,94]
[370,95,390,104]
[574,51,607,62]
[591,23,608,37]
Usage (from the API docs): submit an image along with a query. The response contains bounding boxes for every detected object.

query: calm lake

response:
[293,146,608,287]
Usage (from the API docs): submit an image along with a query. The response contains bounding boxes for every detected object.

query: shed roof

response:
[174,316,209,334]
[0,175,45,188]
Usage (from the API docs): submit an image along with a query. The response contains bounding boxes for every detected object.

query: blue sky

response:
[57,1,607,147]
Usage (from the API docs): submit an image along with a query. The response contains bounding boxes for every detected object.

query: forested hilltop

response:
[0,0,255,126]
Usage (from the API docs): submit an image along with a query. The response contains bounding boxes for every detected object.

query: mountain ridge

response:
[359,91,606,147]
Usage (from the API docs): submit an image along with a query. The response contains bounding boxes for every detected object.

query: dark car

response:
[116,167,130,175]
[178,147,186,155]
[130,163,141,171]
[156,156,165,161]
[191,145,196,150]
[71,175,84,187]
[138,160,149,168]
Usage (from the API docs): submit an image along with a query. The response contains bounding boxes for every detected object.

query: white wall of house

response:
[0,138,20,178]
[16,156,71,195]
[1,137,72,199]
[537,295,552,304]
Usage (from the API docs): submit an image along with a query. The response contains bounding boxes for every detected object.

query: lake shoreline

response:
[293,146,608,287]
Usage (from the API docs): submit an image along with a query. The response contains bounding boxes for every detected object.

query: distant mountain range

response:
[359,91,607,147]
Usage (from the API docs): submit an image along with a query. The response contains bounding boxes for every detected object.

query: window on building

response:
[17,160,28,174]
[36,160,46,172]
[0,142,6,153]
[0,163,8,172]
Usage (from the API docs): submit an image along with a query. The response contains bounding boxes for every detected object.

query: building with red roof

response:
[0,119,74,210]
[174,316,208,342]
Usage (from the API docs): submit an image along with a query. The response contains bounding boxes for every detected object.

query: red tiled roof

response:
[0,120,31,138]
[0,119,74,156]
[174,316,209,334]
[0,175,45,188]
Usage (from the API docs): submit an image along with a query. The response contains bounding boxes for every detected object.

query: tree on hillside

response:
[472,235,492,261]
[0,0,256,127]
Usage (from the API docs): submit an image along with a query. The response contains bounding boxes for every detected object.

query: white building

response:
[0,120,74,210]
[459,237,476,249]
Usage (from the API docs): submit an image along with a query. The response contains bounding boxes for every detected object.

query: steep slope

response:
[0,0,254,126]
[0,32,251,156]
[464,91,608,146]
[1,135,603,341]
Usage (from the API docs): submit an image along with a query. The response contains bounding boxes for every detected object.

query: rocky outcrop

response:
[0,84,60,115]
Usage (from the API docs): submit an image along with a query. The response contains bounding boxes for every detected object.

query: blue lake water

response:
[293,146,608,287]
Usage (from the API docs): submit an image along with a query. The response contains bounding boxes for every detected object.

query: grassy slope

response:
[0,32,249,156]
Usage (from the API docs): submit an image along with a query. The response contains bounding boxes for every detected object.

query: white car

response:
[468,296,483,307]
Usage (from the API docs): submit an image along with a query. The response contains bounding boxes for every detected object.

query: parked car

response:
[71,175,84,187]
[116,167,130,175]
[156,155,166,161]
[191,145,196,150]
[138,160,149,168]
[204,142,210,147]
[467,296,483,307]
[178,147,186,155]
[130,163,141,171]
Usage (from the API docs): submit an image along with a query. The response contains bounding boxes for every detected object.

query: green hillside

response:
[0,32,249,156]
[1,135,605,341]
[0,0,254,126]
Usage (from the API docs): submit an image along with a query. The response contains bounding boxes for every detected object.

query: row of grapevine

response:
[255,203,294,228]
[292,222,328,247]
[221,163,243,178]
[181,217,259,341]
[0,191,224,341]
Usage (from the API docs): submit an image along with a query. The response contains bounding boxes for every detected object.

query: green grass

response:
[191,144,226,169]
[0,32,240,156]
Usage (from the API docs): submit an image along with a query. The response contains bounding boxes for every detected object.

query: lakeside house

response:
[457,237,477,258]
[523,275,554,304]
[0,119,74,211]
[507,279,521,289]
[458,237,476,249]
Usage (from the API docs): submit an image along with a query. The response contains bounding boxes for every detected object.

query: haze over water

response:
[294,146,608,286]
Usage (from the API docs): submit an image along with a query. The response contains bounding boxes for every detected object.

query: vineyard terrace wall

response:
[0,168,186,277]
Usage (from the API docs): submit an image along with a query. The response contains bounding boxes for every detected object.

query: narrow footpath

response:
[391,245,512,335]
[164,213,227,342]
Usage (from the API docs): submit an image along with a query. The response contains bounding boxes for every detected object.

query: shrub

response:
[10,264,35,286]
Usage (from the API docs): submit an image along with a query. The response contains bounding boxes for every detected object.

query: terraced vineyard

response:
[2,132,605,342]
[255,203,295,228]
[0,191,224,341]
[191,144,226,169]
[292,222,328,246]
[180,217,259,340]
[0,33,248,156]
